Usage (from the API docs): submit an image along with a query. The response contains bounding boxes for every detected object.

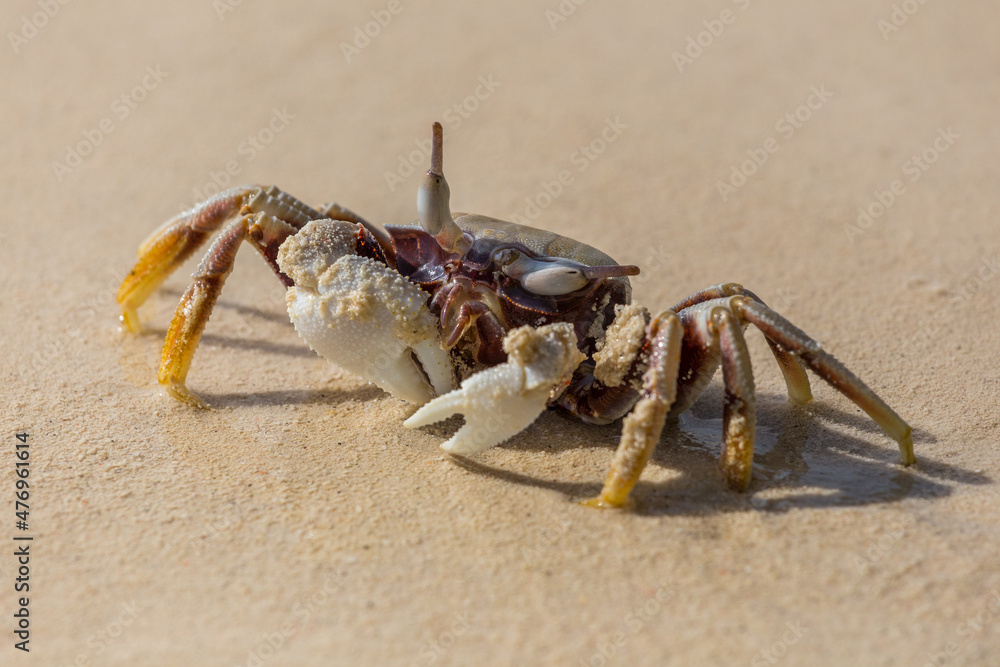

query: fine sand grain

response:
[2,1,999,665]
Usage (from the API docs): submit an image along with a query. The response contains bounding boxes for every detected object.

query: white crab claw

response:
[278,220,454,404]
[404,323,586,455]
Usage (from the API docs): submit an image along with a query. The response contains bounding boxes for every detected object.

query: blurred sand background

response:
[2,1,999,665]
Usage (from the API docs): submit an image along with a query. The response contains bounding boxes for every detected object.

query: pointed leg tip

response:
[787,391,813,406]
[120,309,142,334]
[161,380,210,409]
[898,431,915,466]
[579,493,634,510]
[722,469,753,493]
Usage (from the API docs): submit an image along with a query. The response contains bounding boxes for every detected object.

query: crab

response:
[117,122,914,508]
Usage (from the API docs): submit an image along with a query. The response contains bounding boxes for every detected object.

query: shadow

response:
[128,301,984,515]
[138,327,315,359]
[161,287,291,327]
[441,384,987,516]
[196,384,386,409]
[199,333,315,358]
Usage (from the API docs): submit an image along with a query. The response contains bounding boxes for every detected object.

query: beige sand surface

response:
[2,1,999,665]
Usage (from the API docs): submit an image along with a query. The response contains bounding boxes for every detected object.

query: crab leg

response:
[713,307,757,491]
[118,186,258,332]
[668,282,744,312]
[735,288,813,405]
[734,297,914,465]
[672,283,812,404]
[117,185,325,332]
[159,212,299,407]
[584,311,683,508]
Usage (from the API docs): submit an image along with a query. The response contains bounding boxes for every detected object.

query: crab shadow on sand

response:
[197,384,387,409]
[160,287,293,327]
[141,291,986,514]
[444,383,985,516]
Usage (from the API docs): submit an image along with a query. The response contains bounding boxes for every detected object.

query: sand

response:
[2,1,999,665]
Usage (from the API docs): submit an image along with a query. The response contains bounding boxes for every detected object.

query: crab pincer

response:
[278,219,455,405]
[404,324,585,454]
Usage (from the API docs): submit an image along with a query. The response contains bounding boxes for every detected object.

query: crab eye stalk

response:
[418,122,470,254]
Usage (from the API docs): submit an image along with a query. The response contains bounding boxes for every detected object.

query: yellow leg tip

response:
[161,380,210,409]
[120,308,142,334]
[579,494,634,510]
[720,461,754,492]
[788,391,813,406]
[724,475,753,493]
[898,431,915,466]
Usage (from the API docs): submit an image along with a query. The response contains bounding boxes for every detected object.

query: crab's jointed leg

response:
[670,283,812,405]
[714,307,757,491]
[587,288,914,507]
[118,186,258,333]
[120,186,395,406]
[584,311,684,508]
[159,212,300,407]
[734,297,914,464]
[117,185,325,333]
[664,298,761,492]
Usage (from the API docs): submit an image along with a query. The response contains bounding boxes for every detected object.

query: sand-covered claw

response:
[279,219,455,404]
[404,323,585,454]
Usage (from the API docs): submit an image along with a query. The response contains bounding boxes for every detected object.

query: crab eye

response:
[520,266,589,295]
[502,255,591,296]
